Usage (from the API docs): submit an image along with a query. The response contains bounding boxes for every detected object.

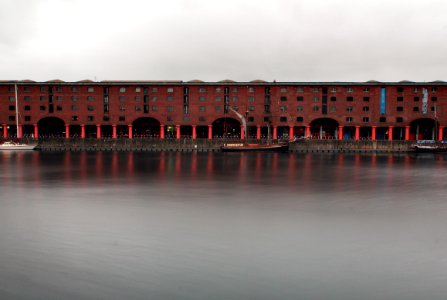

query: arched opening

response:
[212,118,241,138]
[410,118,438,140]
[310,118,339,139]
[133,117,160,138]
[38,117,65,137]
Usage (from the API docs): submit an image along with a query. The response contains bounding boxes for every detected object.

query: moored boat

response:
[221,142,289,152]
[0,141,36,151]
[411,143,447,153]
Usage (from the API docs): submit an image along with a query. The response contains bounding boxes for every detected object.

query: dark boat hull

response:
[412,145,447,153]
[221,143,289,152]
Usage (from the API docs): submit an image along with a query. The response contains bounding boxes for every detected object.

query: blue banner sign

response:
[380,87,386,114]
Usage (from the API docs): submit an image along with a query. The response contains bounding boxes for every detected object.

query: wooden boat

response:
[0,141,36,151]
[411,142,447,153]
[221,142,289,152]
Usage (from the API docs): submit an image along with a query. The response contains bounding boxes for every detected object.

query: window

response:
[119,116,125,121]
[330,96,337,102]
[280,88,287,93]
[199,116,206,122]
[414,96,420,102]
[397,87,404,93]
[248,87,254,93]
[167,106,174,112]
[57,106,62,111]
[413,107,419,112]
[8,116,15,121]
[119,96,126,102]
[87,87,94,92]
[152,106,158,112]
[313,96,319,102]
[24,116,31,121]
[119,87,126,93]
[9,105,15,111]
[280,116,287,122]
[40,87,46,92]
[330,106,336,112]
[397,106,403,112]
[87,96,94,101]
[216,87,221,93]
[40,96,46,101]
[199,106,205,112]
[431,106,436,112]
[397,96,403,102]
[312,87,319,93]
[346,117,352,122]
[413,87,418,93]
[363,87,370,92]
[215,106,221,112]
[167,96,173,102]
[297,96,304,101]
[379,117,386,122]
[432,87,437,92]
[24,86,31,92]
[297,87,304,93]
[296,116,303,122]
[346,96,353,102]
[346,106,353,112]
[199,96,206,102]
[232,96,238,102]
[167,88,174,93]
[248,96,255,102]
[363,106,369,112]
[71,96,77,102]
[396,117,403,123]
[363,97,370,102]
[232,88,238,93]
[248,116,254,122]
[55,87,62,92]
[248,106,255,111]
[135,106,141,111]
[199,87,206,93]
[135,96,141,102]
[152,96,157,102]
[135,87,141,93]
[215,97,221,102]
[103,116,109,121]
[432,97,438,102]
[40,106,46,111]
[56,96,63,101]
[280,96,287,102]
[9,96,14,102]
[280,106,287,112]
[72,116,78,121]
[87,116,94,122]
[71,105,77,111]
[24,96,31,101]
[264,117,270,122]
[331,87,337,93]
[87,105,95,111]
[183,116,190,122]
[312,106,319,112]
[347,87,353,93]
[363,117,369,123]
[297,106,304,112]
[24,105,31,111]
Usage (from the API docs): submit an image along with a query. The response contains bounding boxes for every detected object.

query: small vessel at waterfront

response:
[411,141,447,153]
[0,84,36,151]
[221,142,289,152]
[0,141,36,150]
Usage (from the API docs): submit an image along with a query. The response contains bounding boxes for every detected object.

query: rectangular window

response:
[87,105,94,111]
[199,87,206,93]
[135,106,141,111]
[24,116,31,121]
[397,87,404,93]
[23,86,31,92]
[232,96,238,102]
[119,105,125,111]
[280,106,287,112]
[331,87,337,93]
[363,97,370,102]
[72,116,78,121]
[24,96,31,101]
[346,117,352,122]
[313,96,319,102]
[56,106,62,111]
[103,116,110,121]
[135,96,141,102]
[397,96,404,102]
[297,106,303,112]
[56,96,63,101]
[414,96,420,102]
[363,87,370,92]
[330,96,336,102]
[151,87,158,92]
[413,107,419,112]
[232,88,238,93]
[248,87,254,93]
[24,105,31,111]
[199,106,206,112]
[248,96,255,102]
[40,86,46,92]
[40,106,46,111]
[215,97,221,102]
[8,116,15,121]
[167,106,174,112]
[9,96,15,102]
[379,117,386,122]
[248,116,254,122]
[248,106,255,111]
[363,117,369,122]
[280,116,287,122]
[119,116,125,121]
[280,88,287,93]
[71,96,78,102]
[215,106,221,112]
[167,87,174,93]
[432,87,438,92]
[71,105,77,111]
[312,106,319,112]
[330,106,336,112]
[347,96,354,102]
[297,96,304,101]
[119,87,126,93]
[346,106,353,112]
[167,96,173,102]
[9,105,15,111]
[296,116,303,122]
[297,87,304,93]
[135,87,141,93]
[87,87,94,92]
[347,87,353,93]
[152,106,158,112]
[40,96,46,101]
[87,116,94,121]
[55,87,62,92]
[414,87,418,93]
[396,117,403,123]
[199,116,206,122]
[312,87,319,93]
[199,96,206,102]
[280,96,287,102]
[397,106,404,112]
[363,106,369,112]
[119,96,126,102]
[152,96,157,102]
[432,97,438,102]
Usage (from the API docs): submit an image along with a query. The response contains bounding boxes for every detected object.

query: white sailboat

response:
[0,84,36,150]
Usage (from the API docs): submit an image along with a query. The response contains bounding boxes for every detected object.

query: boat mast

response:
[14,84,19,138]
[228,107,247,141]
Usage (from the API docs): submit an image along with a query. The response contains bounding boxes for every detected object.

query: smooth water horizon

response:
[1,151,447,300]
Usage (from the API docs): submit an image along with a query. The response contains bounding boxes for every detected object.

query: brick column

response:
[256,126,261,140]
[112,125,117,139]
[338,126,344,140]
[34,124,38,139]
[160,125,165,139]
[81,124,85,139]
[273,126,278,140]
[372,126,376,140]
[208,125,212,140]
[192,125,196,140]
[439,126,444,141]
[18,124,23,138]
[388,126,393,141]
[3,124,7,137]
[176,125,180,139]
[405,125,410,141]
[96,124,101,139]
[65,124,70,139]
[128,124,133,139]
[305,125,311,138]
[289,126,294,141]
[355,126,360,141]
[240,125,245,140]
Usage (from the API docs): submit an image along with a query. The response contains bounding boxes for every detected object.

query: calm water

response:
[1,151,447,300]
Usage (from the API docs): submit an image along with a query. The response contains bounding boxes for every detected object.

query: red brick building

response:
[0,79,445,141]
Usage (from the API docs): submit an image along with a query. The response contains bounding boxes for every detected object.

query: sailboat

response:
[0,84,36,150]
[221,107,289,152]
[411,104,447,153]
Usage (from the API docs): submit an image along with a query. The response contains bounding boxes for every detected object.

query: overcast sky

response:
[0,0,446,82]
